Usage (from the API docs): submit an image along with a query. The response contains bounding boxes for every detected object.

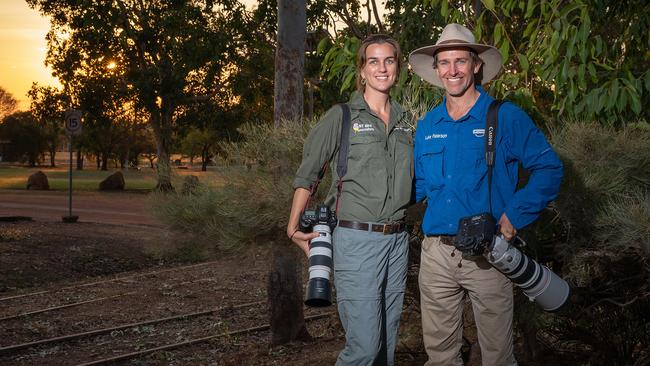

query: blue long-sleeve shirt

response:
[414,88,563,235]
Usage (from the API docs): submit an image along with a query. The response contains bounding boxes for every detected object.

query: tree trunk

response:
[273,0,306,127]
[101,152,108,171]
[149,109,174,192]
[76,150,83,170]
[49,149,56,167]
[270,0,309,346]
[268,245,311,345]
[201,146,209,172]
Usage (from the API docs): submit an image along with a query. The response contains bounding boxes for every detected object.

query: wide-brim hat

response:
[408,23,503,88]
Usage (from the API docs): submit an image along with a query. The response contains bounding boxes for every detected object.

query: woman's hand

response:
[287,227,320,258]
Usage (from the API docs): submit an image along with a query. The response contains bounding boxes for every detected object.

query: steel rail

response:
[0,260,225,302]
[0,292,135,322]
[0,300,265,355]
[76,312,335,366]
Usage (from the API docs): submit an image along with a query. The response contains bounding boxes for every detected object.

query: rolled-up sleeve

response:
[293,106,342,189]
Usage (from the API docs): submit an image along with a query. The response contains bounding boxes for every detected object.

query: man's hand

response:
[498,213,517,242]
[287,228,320,258]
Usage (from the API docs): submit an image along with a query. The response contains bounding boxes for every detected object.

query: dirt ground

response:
[0,209,428,365]
[0,190,580,365]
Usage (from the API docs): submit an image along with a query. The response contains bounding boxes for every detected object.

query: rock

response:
[27,171,49,190]
[99,171,125,191]
[181,175,201,195]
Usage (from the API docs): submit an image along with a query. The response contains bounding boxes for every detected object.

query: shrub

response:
[151,117,318,256]
[529,121,650,364]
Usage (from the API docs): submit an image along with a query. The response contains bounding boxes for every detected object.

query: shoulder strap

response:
[307,103,351,213]
[486,100,503,215]
[336,103,351,178]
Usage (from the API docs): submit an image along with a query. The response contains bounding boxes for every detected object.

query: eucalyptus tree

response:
[0,87,18,120]
[270,0,310,346]
[27,84,71,167]
[0,111,46,166]
[27,0,246,190]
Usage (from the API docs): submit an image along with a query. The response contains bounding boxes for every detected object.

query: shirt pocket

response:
[395,132,414,178]
[459,145,487,191]
[347,133,384,176]
[418,143,445,191]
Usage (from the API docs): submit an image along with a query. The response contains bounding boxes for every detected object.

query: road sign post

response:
[63,110,82,223]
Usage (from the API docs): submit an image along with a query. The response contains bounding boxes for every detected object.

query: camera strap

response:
[485,99,504,215]
[306,103,351,215]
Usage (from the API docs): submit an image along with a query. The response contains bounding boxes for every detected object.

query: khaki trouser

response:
[419,236,517,366]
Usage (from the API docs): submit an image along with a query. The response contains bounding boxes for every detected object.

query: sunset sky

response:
[0,0,60,110]
[0,1,375,111]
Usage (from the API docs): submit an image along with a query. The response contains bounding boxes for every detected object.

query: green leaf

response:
[606,80,619,109]
[629,89,642,115]
[474,20,483,41]
[617,88,628,113]
[482,0,495,11]
[645,72,650,92]
[524,21,537,38]
[316,38,328,55]
[494,23,502,45]
[525,0,536,18]
[499,41,510,63]
[340,69,355,93]
[519,53,529,72]
[441,0,448,18]
[587,62,598,82]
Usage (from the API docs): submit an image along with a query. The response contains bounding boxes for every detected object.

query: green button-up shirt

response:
[293,92,413,223]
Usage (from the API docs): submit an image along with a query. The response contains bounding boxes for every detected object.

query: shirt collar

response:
[348,90,406,124]
[434,86,493,125]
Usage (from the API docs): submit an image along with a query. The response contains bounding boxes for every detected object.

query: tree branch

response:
[370,0,385,33]
[335,0,364,39]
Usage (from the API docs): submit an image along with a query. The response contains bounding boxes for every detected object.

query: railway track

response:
[1,298,334,365]
[0,258,337,365]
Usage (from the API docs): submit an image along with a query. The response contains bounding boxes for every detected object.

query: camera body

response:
[300,204,337,307]
[454,212,497,257]
[299,204,338,233]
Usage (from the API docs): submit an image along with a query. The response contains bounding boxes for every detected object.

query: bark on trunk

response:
[76,150,83,170]
[101,153,108,171]
[273,0,306,127]
[49,150,56,167]
[268,244,311,345]
[269,0,308,346]
[150,108,174,192]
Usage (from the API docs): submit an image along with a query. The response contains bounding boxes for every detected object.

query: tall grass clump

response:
[151,117,317,259]
[526,121,650,365]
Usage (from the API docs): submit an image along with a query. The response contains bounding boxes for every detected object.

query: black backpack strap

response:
[486,100,504,215]
[334,103,351,214]
[336,103,351,178]
[307,103,351,214]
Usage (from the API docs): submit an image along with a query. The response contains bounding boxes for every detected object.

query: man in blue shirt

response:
[408,24,563,365]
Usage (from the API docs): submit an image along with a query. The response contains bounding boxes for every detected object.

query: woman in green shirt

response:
[287,34,413,366]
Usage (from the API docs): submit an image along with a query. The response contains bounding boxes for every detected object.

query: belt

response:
[338,220,406,235]
[426,234,456,246]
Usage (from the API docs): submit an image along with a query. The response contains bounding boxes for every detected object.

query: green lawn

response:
[0,166,157,191]
[0,165,228,191]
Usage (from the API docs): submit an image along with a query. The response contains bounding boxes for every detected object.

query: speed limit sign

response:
[64,109,82,136]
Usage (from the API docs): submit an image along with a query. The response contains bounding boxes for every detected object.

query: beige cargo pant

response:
[419,236,517,366]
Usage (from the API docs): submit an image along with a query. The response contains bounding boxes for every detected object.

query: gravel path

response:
[0,190,159,227]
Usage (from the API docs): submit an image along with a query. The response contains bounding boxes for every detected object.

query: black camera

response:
[454,212,497,257]
[299,204,338,233]
[454,212,571,312]
[299,204,337,307]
